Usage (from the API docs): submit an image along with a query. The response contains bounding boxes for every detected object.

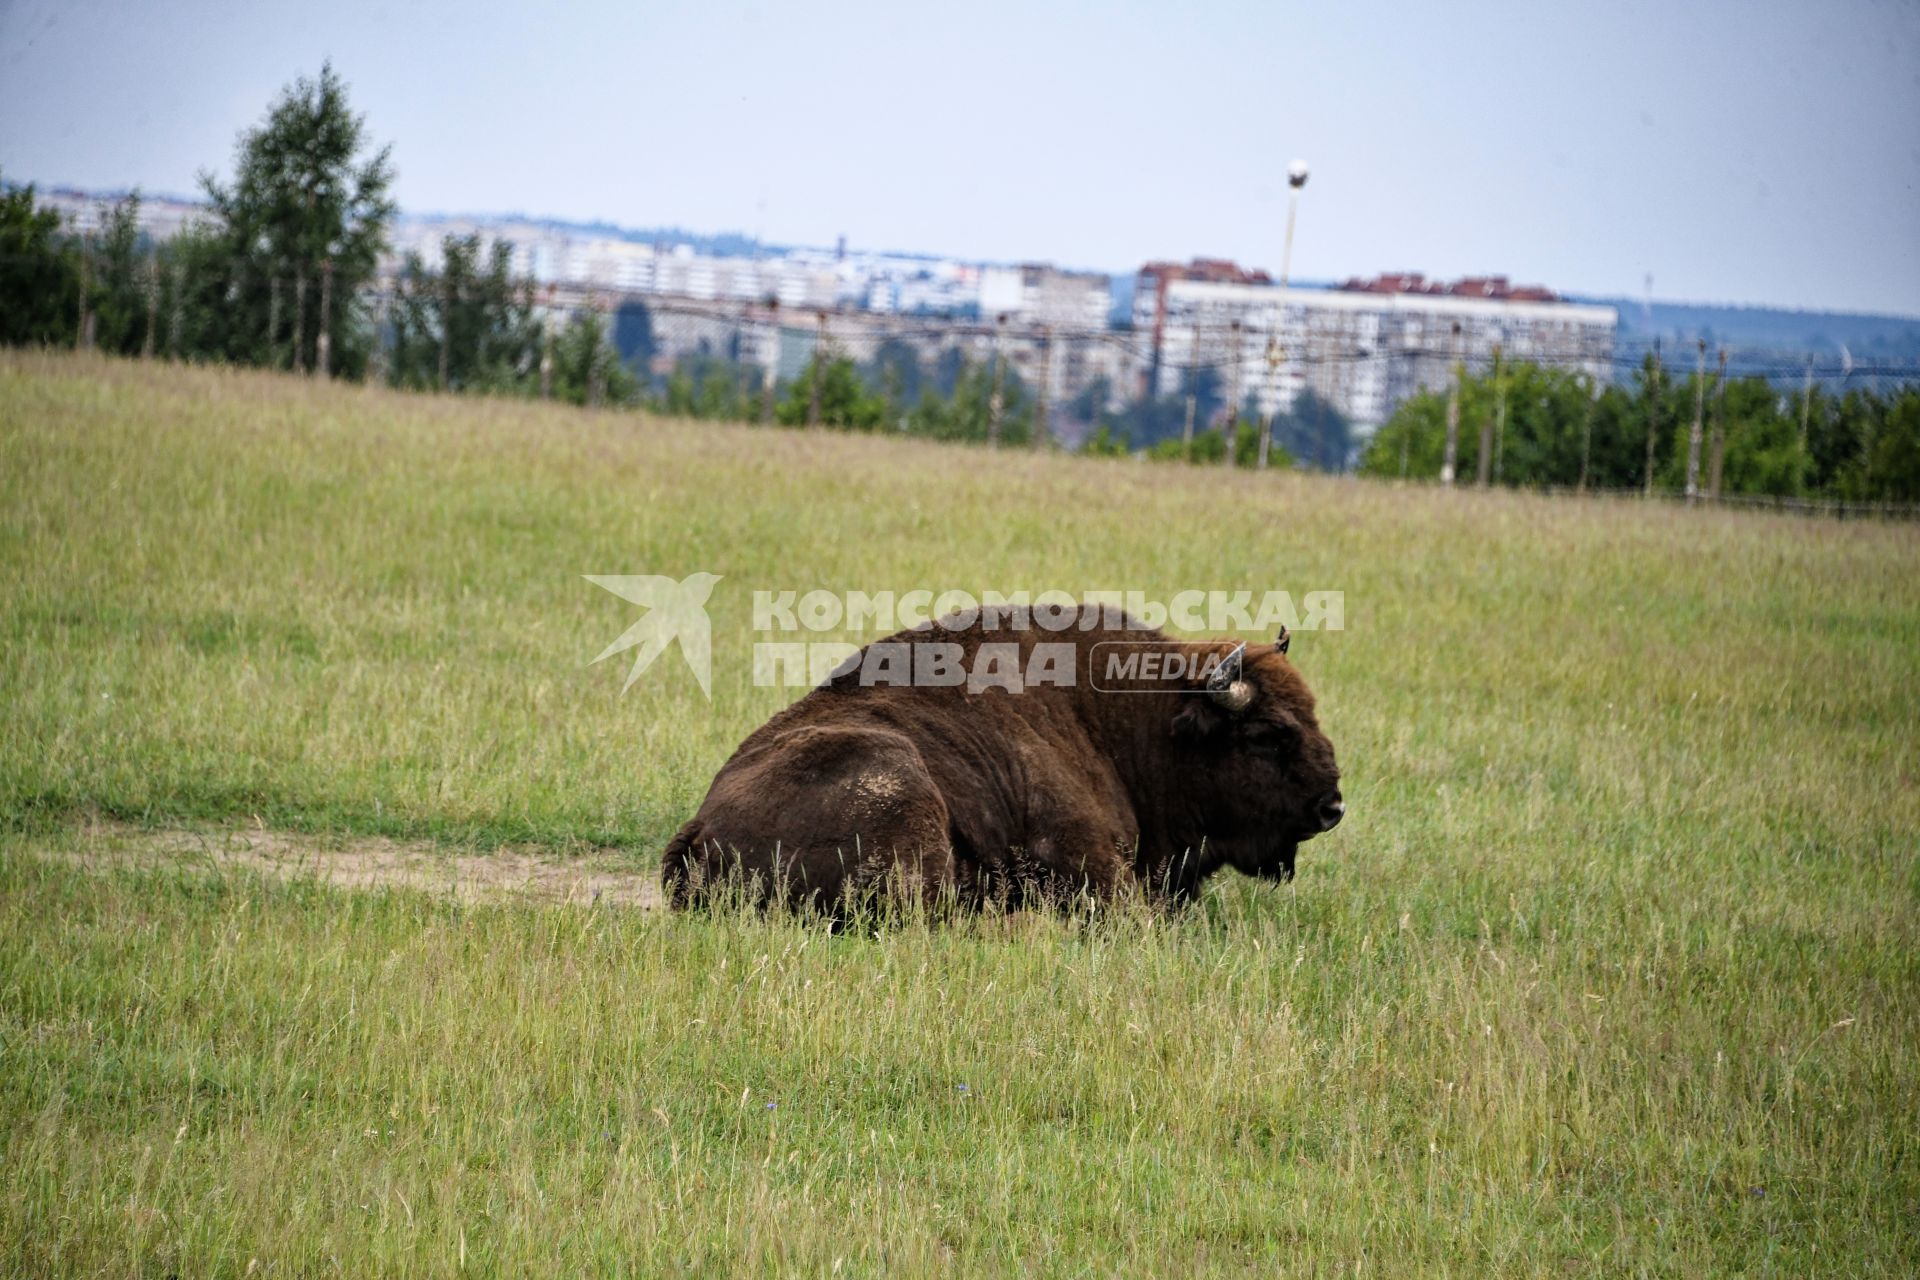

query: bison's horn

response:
[1206,642,1253,711]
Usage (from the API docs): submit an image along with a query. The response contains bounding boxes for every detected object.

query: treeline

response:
[1358,356,1920,503]
[0,64,637,409]
[0,65,1037,440]
[5,63,1919,495]
[639,336,1042,445]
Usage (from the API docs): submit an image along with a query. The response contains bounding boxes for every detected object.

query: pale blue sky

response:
[2,0,1916,314]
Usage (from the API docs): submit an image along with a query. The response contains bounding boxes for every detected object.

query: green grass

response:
[2,351,1917,1274]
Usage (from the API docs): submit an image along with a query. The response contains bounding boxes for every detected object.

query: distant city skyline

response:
[2,0,1916,316]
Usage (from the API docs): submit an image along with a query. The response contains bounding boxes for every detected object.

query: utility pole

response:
[1033,325,1053,449]
[316,257,334,379]
[807,310,827,427]
[1707,348,1728,500]
[1643,342,1662,496]
[1258,337,1281,468]
[1441,322,1463,485]
[142,246,159,359]
[1477,343,1501,487]
[1684,338,1706,501]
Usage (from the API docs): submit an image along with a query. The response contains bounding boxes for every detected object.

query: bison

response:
[662,604,1343,913]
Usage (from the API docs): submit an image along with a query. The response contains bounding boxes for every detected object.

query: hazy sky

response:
[3,0,1916,314]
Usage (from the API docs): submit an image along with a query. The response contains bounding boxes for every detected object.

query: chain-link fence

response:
[9,208,1920,513]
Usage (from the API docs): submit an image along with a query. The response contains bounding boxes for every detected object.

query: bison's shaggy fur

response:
[663,606,1343,914]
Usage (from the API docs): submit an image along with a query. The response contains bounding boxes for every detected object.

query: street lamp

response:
[1264,160,1310,468]
[1280,159,1309,288]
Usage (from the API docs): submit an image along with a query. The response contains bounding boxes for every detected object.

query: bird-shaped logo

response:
[586,572,722,697]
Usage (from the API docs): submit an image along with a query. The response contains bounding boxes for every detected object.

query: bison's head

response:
[1170,634,1343,883]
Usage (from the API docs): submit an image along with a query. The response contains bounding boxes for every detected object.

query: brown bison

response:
[662,605,1343,913]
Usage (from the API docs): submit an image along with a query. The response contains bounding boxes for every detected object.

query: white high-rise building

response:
[1135,267,1616,429]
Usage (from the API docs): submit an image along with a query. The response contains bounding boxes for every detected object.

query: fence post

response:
[438,273,452,392]
[142,246,159,359]
[1032,325,1053,449]
[1799,355,1813,447]
[1684,338,1705,501]
[1643,344,1662,496]
[369,289,389,387]
[267,274,283,368]
[1259,337,1281,468]
[807,310,827,427]
[759,299,779,425]
[1222,319,1242,468]
[1707,348,1728,500]
[76,230,94,351]
[760,314,777,424]
[1577,386,1595,493]
[168,261,184,358]
[1441,321,1462,485]
[540,309,554,400]
[1477,343,1500,487]
[1491,346,1508,484]
[987,312,1006,447]
[587,298,606,408]
[316,257,334,379]
[291,269,308,373]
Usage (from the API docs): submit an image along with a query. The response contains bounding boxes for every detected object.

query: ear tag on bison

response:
[1206,643,1253,712]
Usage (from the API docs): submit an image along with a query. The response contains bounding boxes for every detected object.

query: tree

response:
[1146,412,1290,468]
[863,338,923,424]
[552,308,638,407]
[0,172,78,347]
[1686,376,1806,498]
[87,194,152,356]
[1080,423,1132,458]
[661,353,756,420]
[1863,388,1920,503]
[198,62,395,376]
[612,301,656,371]
[778,354,886,429]
[386,234,540,393]
[905,356,1031,444]
[1268,390,1352,472]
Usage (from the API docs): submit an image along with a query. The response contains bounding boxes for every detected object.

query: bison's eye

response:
[1243,722,1297,754]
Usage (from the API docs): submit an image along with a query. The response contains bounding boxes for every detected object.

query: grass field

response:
[2,350,1917,1275]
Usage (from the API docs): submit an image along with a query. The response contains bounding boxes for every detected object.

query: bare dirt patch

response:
[39,823,663,908]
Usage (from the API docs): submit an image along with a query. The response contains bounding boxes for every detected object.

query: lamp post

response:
[1272,160,1309,456]
[1280,160,1309,288]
